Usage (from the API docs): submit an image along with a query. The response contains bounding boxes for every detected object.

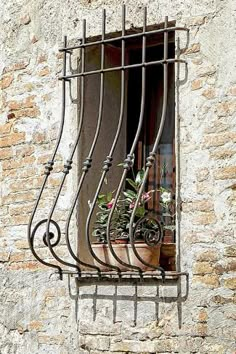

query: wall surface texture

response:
[0,0,236,353]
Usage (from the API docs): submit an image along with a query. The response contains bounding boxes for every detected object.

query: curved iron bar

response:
[44,25,90,274]
[43,220,61,247]
[128,17,169,278]
[65,10,110,273]
[106,7,149,274]
[27,36,69,277]
[85,5,129,273]
[31,219,61,252]
[64,21,98,270]
[68,78,78,104]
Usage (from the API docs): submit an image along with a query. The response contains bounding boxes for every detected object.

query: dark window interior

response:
[79,31,176,263]
[126,41,175,242]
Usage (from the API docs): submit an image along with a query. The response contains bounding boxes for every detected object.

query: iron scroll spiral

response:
[32,219,61,249]
[133,216,163,247]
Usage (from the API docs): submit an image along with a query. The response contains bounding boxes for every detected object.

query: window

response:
[28,6,188,282]
[78,22,176,270]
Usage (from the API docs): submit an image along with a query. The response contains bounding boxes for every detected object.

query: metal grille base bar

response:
[61,270,189,285]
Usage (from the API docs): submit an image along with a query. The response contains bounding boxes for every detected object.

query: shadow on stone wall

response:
[67,276,189,327]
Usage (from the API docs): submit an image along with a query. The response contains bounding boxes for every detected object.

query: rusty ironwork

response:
[27,5,189,283]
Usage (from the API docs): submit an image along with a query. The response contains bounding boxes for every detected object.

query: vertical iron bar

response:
[105,4,129,269]
[45,38,84,273]
[84,9,121,271]
[106,7,148,273]
[63,19,100,271]
[51,36,67,161]
[128,17,169,277]
[27,35,69,275]
[65,10,107,272]
[45,23,94,271]
[85,6,129,271]
[175,36,181,273]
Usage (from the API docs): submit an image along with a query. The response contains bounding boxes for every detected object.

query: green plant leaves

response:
[107,191,113,202]
[135,169,144,185]
[135,206,146,218]
[126,178,138,191]
[123,189,137,200]
[92,168,171,242]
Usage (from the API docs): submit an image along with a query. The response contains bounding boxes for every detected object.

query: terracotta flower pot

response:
[160,243,176,271]
[92,243,161,272]
[114,239,128,244]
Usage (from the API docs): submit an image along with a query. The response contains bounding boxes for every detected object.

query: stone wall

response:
[0,0,235,353]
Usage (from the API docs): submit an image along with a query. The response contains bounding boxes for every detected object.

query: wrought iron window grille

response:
[28,6,189,284]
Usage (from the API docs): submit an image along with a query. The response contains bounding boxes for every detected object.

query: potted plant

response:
[91,170,163,271]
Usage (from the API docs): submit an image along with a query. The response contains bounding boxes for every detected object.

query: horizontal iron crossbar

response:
[59,26,189,52]
[59,58,186,80]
